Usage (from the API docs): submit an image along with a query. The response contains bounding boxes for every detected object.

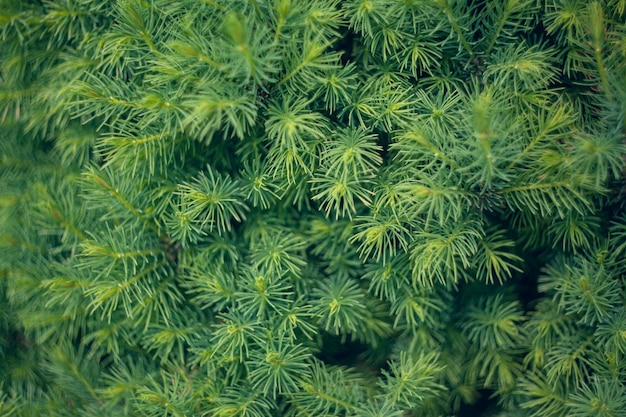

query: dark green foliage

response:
[1,0,625,416]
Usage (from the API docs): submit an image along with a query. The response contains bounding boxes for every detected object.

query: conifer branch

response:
[1,0,625,415]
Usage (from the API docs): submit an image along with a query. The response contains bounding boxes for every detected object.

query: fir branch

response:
[377,351,446,410]
[2,1,626,416]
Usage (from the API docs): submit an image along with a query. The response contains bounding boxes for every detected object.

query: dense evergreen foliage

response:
[1,0,625,416]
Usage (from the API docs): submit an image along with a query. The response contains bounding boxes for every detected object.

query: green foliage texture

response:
[1,0,626,416]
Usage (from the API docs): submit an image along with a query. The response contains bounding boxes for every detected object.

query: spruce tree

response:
[1,0,625,416]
